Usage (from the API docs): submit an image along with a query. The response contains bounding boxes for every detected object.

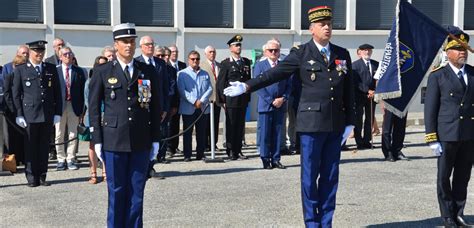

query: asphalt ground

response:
[1,123,473,227]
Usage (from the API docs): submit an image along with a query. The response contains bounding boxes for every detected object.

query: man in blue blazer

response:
[54,46,86,171]
[352,44,379,150]
[254,39,291,169]
[177,50,212,161]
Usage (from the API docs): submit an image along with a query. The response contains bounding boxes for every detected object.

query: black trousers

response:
[437,141,474,218]
[3,113,25,164]
[225,107,246,158]
[24,122,52,184]
[168,113,181,152]
[354,95,375,146]
[206,105,221,148]
[381,110,407,158]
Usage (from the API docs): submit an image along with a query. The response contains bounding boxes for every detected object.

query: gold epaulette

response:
[425,132,438,143]
[431,62,447,72]
[292,44,301,50]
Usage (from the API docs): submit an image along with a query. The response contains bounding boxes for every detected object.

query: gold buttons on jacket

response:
[460,103,464,107]
[128,97,131,100]
[331,97,334,101]
[460,116,464,120]
[330,87,334,91]
[450,93,453,96]
[128,107,131,111]
[128,117,132,121]
[329,78,333,81]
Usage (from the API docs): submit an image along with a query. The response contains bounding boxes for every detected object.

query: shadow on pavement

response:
[161,167,261,177]
[0,177,90,189]
[366,215,474,227]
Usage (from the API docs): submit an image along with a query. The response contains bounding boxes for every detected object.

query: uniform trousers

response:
[104,150,150,228]
[381,110,407,158]
[437,141,474,218]
[182,109,209,159]
[354,94,375,146]
[55,102,79,163]
[258,110,284,164]
[24,122,52,184]
[300,132,342,228]
[225,107,246,158]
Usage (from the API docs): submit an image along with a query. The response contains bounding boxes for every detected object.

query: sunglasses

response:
[62,52,73,57]
[156,54,169,57]
[267,49,280,53]
[142,42,154,46]
[189,58,200,61]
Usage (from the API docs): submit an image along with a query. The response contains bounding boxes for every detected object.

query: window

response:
[121,0,173,27]
[356,0,397,30]
[0,0,43,23]
[301,0,346,30]
[55,0,110,25]
[243,0,290,29]
[412,0,453,27]
[185,0,233,28]
[465,0,474,30]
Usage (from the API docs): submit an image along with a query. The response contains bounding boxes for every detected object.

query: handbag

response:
[77,105,91,141]
[2,154,17,173]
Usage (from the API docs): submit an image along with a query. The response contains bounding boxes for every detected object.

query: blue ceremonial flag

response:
[374,0,448,117]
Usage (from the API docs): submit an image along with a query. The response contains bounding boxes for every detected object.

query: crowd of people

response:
[1,4,473,227]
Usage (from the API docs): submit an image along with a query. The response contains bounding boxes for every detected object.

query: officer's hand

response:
[341,125,355,146]
[53,115,61,125]
[94,143,104,163]
[223,81,248,97]
[15,116,27,128]
[429,142,443,156]
[150,142,160,161]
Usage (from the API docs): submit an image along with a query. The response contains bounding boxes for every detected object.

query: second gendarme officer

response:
[88,23,161,227]
[216,35,251,160]
[223,6,355,227]
[12,40,62,187]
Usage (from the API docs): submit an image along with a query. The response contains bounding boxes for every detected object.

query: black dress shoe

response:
[456,215,472,226]
[272,161,286,169]
[442,217,458,227]
[39,180,51,186]
[27,182,39,187]
[341,145,350,151]
[396,152,410,161]
[238,153,248,159]
[386,155,396,162]
[263,162,273,169]
[183,157,191,162]
[49,153,57,160]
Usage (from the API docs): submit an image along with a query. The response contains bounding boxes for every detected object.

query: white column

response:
[175,0,185,61]
[292,0,302,45]
[234,0,244,29]
[111,0,121,26]
[454,0,464,28]
[346,0,356,31]
[43,0,55,56]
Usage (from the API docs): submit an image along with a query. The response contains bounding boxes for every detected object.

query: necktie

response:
[174,63,179,71]
[458,71,467,90]
[65,66,71,101]
[366,61,372,75]
[271,61,277,68]
[148,58,152,65]
[321,48,329,65]
[35,66,41,75]
[124,65,131,80]
[211,62,217,81]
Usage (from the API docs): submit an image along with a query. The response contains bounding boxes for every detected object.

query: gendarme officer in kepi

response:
[216,34,251,160]
[223,6,355,227]
[425,26,474,227]
[89,23,161,227]
[12,40,62,187]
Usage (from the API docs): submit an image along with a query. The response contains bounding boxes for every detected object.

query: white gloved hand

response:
[223,81,247,97]
[429,142,443,156]
[341,125,355,146]
[94,143,104,163]
[15,116,27,128]
[53,115,61,125]
[150,142,160,161]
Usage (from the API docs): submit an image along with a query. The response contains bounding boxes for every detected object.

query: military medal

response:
[25,81,31,87]
[48,81,52,87]
[110,90,116,100]
[108,77,118,84]
[311,73,316,81]
[138,79,151,109]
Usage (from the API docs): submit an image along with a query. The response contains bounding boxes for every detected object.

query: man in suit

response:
[12,40,62,187]
[200,45,221,150]
[135,36,170,164]
[223,6,355,226]
[44,37,65,66]
[102,46,116,62]
[54,46,86,171]
[2,45,29,164]
[177,50,212,161]
[168,44,186,156]
[217,34,252,160]
[89,23,161,227]
[425,27,474,227]
[254,39,291,169]
[352,44,379,150]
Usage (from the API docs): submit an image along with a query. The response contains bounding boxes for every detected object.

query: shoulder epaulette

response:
[292,44,301,50]
[431,62,447,72]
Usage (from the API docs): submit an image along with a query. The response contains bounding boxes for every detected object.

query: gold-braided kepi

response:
[308,6,332,23]
[445,26,470,51]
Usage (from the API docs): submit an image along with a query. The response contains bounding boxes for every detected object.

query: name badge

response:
[138,79,151,108]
